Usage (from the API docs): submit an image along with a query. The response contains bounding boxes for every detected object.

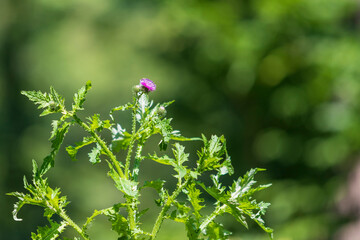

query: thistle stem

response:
[72,114,125,179]
[124,97,138,179]
[124,97,140,234]
[150,177,191,239]
[58,209,89,240]
[132,144,143,182]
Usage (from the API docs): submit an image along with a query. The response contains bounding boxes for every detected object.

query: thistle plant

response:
[8,79,273,239]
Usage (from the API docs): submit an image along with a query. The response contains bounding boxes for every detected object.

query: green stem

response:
[124,98,138,179]
[126,197,137,234]
[58,209,89,240]
[132,144,143,182]
[72,114,124,179]
[122,97,139,233]
[150,177,191,239]
[125,143,145,236]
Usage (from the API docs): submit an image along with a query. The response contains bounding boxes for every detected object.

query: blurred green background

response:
[2,0,360,239]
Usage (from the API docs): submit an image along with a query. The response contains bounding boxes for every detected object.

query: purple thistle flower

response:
[140,78,156,92]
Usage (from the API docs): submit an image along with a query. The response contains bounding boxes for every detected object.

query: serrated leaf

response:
[88,114,101,131]
[148,144,189,180]
[50,120,60,140]
[142,179,165,193]
[32,160,39,179]
[143,179,168,207]
[198,168,273,238]
[111,124,132,152]
[229,168,269,201]
[137,94,150,119]
[205,221,231,240]
[218,157,234,176]
[66,136,95,161]
[170,135,202,142]
[154,118,173,149]
[198,135,228,173]
[148,153,175,165]
[107,161,138,197]
[104,205,130,237]
[173,143,189,165]
[185,216,201,240]
[185,183,204,219]
[39,122,71,176]
[172,143,189,179]
[88,143,102,164]
[31,220,68,240]
[110,103,133,117]
[72,81,91,112]
[168,201,191,223]
[7,192,27,221]
[88,114,112,132]
[21,87,64,117]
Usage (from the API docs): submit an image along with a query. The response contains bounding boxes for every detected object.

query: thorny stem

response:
[126,143,145,236]
[124,97,140,234]
[58,209,89,240]
[132,144,144,182]
[73,113,138,236]
[72,114,125,179]
[124,97,138,179]
[150,176,192,239]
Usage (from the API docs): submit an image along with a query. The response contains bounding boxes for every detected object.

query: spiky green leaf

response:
[31,220,68,240]
[39,122,71,176]
[72,81,91,112]
[185,183,204,219]
[66,137,95,161]
[88,143,102,164]
[107,161,138,197]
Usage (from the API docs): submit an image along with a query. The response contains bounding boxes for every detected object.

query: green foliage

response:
[40,122,71,176]
[72,81,91,112]
[21,87,65,117]
[31,220,68,240]
[8,81,273,239]
[104,206,130,238]
[7,161,69,226]
[66,137,96,161]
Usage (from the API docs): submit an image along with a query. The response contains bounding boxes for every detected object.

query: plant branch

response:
[132,144,143,182]
[72,114,125,179]
[58,209,89,240]
[150,176,191,239]
[124,97,138,179]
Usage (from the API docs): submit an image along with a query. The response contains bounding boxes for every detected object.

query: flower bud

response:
[132,85,142,94]
[157,106,167,117]
[49,101,60,112]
